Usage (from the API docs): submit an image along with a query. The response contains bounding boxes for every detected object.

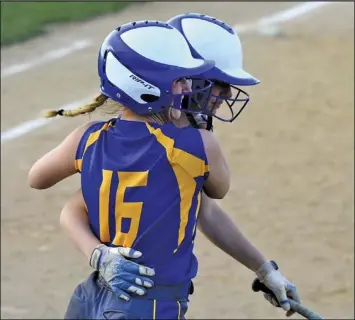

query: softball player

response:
[172,14,301,317]
[29,20,231,319]
[58,14,302,319]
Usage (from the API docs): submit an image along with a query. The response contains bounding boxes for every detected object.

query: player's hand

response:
[256,260,300,317]
[192,113,213,131]
[192,113,208,129]
[90,244,155,301]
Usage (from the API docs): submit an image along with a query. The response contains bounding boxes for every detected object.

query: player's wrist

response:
[255,260,279,281]
[89,244,107,270]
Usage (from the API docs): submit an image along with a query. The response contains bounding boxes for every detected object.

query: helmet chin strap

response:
[206,115,213,131]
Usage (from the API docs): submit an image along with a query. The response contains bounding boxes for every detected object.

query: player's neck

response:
[120,108,166,125]
[173,112,190,128]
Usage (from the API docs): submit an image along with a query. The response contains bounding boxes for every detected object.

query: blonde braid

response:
[42,94,108,118]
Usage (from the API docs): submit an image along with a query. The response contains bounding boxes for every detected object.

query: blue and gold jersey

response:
[75,118,209,285]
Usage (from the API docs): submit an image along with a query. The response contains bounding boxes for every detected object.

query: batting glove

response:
[256,260,301,317]
[192,113,208,128]
[192,113,214,131]
[90,244,155,301]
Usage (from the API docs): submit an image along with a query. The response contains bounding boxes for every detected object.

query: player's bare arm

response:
[60,188,101,260]
[197,192,267,271]
[199,128,230,199]
[197,192,300,316]
[28,121,97,189]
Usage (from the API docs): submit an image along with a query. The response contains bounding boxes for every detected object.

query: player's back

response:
[76,118,209,285]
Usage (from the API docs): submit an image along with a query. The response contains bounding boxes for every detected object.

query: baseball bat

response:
[252,278,324,320]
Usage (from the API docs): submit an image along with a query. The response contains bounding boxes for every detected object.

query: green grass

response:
[1,1,130,46]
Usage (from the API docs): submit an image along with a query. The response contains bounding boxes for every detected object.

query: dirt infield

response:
[1,2,354,319]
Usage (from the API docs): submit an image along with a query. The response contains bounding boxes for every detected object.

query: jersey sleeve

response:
[173,127,209,180]
[75,121,106,173]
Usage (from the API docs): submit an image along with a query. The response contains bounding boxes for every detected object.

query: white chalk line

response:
[1,94,97,143]
[235,1,332,33]
[1,39,93,78]
[1,305,29,316]
[1,1,334,144]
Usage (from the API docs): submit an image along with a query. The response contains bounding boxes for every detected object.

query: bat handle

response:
[252,279,324,320]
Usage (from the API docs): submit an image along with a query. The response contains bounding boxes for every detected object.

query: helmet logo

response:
[129,74,155,90]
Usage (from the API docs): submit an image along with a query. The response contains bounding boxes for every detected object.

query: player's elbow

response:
[207,187,229,200]
[28,173,43,189]
[60,207,69,229]
[29,180,49,190]
[28,167,51,190]
[214,188,229,200]
[203,181,230,200]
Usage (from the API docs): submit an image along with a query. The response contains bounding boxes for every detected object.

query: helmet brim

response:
[174,59,215,79]
[205,67,260,86]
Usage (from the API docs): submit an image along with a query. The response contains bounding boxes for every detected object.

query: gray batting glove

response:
[192,113,208,129]
[90,244,155,301]
[256,260,301,317]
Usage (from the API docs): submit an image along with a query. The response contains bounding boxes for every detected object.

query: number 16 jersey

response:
[75,118,209,285]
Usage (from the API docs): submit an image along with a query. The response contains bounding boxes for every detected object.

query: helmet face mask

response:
[182,79,250,123]
[209,81,250,123]
[98,20,216,115]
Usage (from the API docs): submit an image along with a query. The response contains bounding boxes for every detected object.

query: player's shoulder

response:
[161,123,206,160]
[78,118,116,141]
[159,121,198,137]
[75,119,115,160]
[72,120,103,138]
[196,128,218,152]
[82,119,112,134]
[146,122,207,160]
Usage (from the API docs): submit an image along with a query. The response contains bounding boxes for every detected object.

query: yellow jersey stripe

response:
[153,299,157,319]
[99,169,113,243]
[145,123,206,248]
[75,122,111,172]
[177,300,181,319]
[83,122,109,156]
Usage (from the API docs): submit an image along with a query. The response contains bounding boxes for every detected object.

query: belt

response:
[97,273,194,301]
